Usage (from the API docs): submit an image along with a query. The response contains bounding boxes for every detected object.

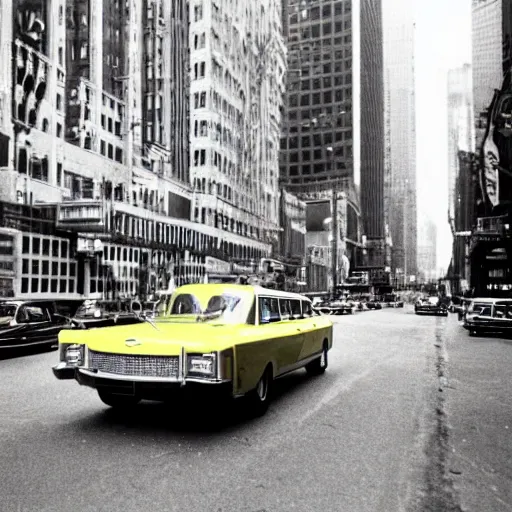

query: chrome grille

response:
[89,350,179,378]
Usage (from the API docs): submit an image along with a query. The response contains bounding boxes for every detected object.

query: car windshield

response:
[167,293,242,322]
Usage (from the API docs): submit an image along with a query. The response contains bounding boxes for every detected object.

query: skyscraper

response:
[280,0,385,274]
[190,0,287,254]
[418,216,437,281]
[359,0,386,267]
[280,0,354,193]
[472,0,502,150]
[383,0,417,279]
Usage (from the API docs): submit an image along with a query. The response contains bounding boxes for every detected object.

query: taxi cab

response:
[53,284,333,415]
[463,297,512,336]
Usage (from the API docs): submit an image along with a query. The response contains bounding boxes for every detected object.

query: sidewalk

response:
[443,316,512,512]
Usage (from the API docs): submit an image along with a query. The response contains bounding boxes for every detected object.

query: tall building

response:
[280,0,354,193]
[359,0,386,267]
[447,64,474,292]
[0,0,283,299]
[418,216,437,281]
[383,0,417,280]
[279,0,382,276]
[189,0,287,258]
[472,0,502,150]
[447,65,474,230]
[468,0,512,297]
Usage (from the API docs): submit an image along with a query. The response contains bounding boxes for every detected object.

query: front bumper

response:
[52,347,233,389]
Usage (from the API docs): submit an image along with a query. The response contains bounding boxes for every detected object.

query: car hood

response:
[59,320,247,356]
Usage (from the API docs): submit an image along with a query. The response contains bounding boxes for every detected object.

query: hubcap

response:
[320,349,327,367]
[256,373,268,401]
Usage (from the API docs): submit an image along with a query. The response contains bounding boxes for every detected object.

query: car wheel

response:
[306,342,328,376]
[247,365,273,417]
[98,389,141,408]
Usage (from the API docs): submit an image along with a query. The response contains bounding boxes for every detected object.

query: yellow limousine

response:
[53,283,333,415]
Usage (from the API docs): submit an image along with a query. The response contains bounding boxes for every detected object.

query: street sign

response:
[455,231,472,237]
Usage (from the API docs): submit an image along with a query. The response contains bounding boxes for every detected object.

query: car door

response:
[15,302,55,347]
[258,296,303,374]
[297,299,323,360]
[276,298,305,371]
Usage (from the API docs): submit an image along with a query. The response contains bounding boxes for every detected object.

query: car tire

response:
[98,389,141,408]
[306,342,328,376]
[247,365,273,417]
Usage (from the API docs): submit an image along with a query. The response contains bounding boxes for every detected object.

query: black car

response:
[0,299,82,350]
[70,299,144,329]
[414,296,448,316]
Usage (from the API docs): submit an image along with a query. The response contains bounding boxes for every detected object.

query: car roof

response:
[471,297,512,303]
[174,283,310,301]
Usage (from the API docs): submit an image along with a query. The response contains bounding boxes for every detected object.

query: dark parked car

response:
[0,299,82,350]
[463,298,512,336]
[414,296,448,316]
[70,299,145,329]
[366,299,383,310]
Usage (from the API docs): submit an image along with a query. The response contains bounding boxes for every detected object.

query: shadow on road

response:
[0,344,57,361]
[68,369,320,437]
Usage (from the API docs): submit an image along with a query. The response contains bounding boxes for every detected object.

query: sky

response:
[413,0,472,274]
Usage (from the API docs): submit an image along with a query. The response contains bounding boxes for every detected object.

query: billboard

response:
[306,200,331,232]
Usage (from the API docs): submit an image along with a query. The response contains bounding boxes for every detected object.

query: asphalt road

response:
[0,307,507,512]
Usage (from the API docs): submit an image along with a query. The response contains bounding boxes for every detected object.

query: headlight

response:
[65,344,84,366]
[187,353,216,377]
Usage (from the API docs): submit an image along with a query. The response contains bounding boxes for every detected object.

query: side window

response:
[279,298,292,320]
[302,300,312,317]
[290,299,302,319]
[494,304,506,318]
[16,305,48,323]
[259,297,280,324]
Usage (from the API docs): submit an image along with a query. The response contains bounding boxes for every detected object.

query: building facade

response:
[189,0,287,260]
[417,215,437,283]
[279,0,373,285]
[472,0,502,151]
[446,65,475,293]
[383,0,417,281]
[280,0,354,194]
[359,0,386,267]
[0,0,285,299]
[469,0,512,297]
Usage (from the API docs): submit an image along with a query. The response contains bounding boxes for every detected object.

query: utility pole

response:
[331,184,338,299]
[328,146,338,299]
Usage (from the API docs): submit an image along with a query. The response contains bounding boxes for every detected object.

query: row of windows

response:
[288,88,350,107]
[290,20,351,39]
[288,1,350,24]
[22,259,77,277]
[281,130,352,149]
[99,140,123,163]
[22,236,70,259]
[258,297,313,324]
[21,277,76,295]
[283,145,351,163]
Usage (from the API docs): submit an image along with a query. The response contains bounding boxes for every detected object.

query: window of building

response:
[194,3,203,21]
